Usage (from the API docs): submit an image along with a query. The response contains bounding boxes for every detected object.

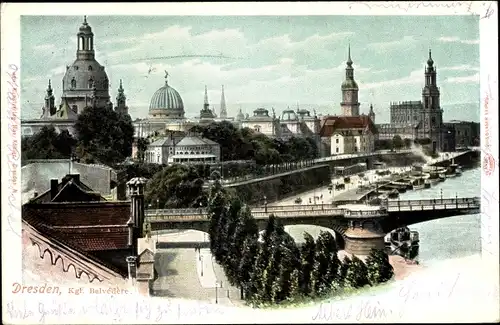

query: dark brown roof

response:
[319,115,377,137]
[29,174,107,204]
[22,202,131,251]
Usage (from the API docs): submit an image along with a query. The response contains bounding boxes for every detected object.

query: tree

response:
[392,135,404,150]
[238,236,259,299]
[338,255,352,288]
[311,231,341,296]
[136,137,149,162]
[365,249,394,285]
[299,232,317,296]
[403,138,413,149]
[345,255,370,288]
[22,126,77,162]
[145,164,206,209]
[74,105,134,166]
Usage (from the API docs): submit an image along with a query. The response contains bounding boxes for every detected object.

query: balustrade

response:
[145,197,480,222]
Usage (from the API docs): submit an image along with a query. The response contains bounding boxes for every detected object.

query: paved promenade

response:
[269,166,412,206]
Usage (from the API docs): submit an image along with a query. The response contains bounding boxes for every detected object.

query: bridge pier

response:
[342,205,387,256]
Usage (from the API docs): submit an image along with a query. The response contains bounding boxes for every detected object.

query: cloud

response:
[33,44,56,51]
[439,64,479,72]
[359,69,423,90]
[438,37,479,45]
[367,36,417,51]
[445,73,480,84]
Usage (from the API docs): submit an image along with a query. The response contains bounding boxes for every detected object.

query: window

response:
[71,78,76,88]
[336,139,339,144]
[88,65,93,71]
[88,78,94,88]
[336,148,339,153]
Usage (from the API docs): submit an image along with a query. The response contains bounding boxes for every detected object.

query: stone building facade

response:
[21,16,129,138]
[377,50,454,152]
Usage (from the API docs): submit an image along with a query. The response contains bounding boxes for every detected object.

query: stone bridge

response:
[145,197,480,255]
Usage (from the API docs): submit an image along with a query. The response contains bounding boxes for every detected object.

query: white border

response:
[2,2,499,324]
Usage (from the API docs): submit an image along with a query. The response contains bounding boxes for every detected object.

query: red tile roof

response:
[320,115,377,137]
[22,202,131,251]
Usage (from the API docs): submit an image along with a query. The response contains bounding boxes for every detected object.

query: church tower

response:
[421,49,444,152]
[61,16,110,114]
[340,44,360,116]
[115,79,129,115]
[220,85,227,119]
[200,85,215,121]
[45,80,56,116]
[368,103,375,124]
[204,85,209,111]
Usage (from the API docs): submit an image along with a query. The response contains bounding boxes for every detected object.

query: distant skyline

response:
[21,15,480,122]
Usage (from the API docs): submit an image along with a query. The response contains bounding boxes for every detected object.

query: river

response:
[284,167,481,265]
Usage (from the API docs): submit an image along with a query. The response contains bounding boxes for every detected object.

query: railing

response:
[344,209,388,217]
[386,197,480,207]
[144,197,480,222]
[387,202,480,212]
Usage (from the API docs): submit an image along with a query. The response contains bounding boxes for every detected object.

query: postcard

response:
[2,2,499,324]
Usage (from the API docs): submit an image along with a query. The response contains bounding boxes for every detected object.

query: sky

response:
[21,15,480,122]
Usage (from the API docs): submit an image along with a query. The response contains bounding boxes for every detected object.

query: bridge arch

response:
[282,225,346,250]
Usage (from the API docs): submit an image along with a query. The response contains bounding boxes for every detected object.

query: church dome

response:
[63,60,109,93]
[61,16,110,110]
[149,73,185,119]
[341,79,358,89]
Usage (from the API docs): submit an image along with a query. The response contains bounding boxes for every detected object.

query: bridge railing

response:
[387,202,480,212]
[147,214,209,221]
[251,204,339,213]
[387,197,480,207]
[145,208,207,216]
[144,197,480,221]
[252,208,345,218]
[344,209,388,217]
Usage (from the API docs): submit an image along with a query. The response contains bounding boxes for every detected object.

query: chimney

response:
[69,174,80,184]
[127,177,147,241]
[50,179,59,200]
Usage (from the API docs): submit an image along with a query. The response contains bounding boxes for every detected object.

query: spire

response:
[164,71,169,85]
[46,79,53,96]
[427,48,434,66]
[204,85,209,105]
[220,85,227,118]
[347,42,353,66]
[83,16,87,24]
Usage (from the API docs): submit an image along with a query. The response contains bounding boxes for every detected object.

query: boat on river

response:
[411,177,426,190]
[385,227,420,255]
[378,188,400,199]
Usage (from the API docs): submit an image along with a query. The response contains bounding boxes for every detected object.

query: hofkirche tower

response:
[340,44,360,116]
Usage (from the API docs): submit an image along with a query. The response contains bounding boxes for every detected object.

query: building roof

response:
[320,115,378,137]
[150,137,176,147]
[175,136,219,147]
[22,202,131,252]
[28,174,106,204]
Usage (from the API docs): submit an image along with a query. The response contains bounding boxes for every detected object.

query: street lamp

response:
[440,188,443,201]
[200,255,204,277]
[215,281,221,304]
[264,196,268,213]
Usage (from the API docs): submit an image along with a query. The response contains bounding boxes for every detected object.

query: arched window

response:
[71,78,76,88]
[88,65,93,71]
[88,78,94,88]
